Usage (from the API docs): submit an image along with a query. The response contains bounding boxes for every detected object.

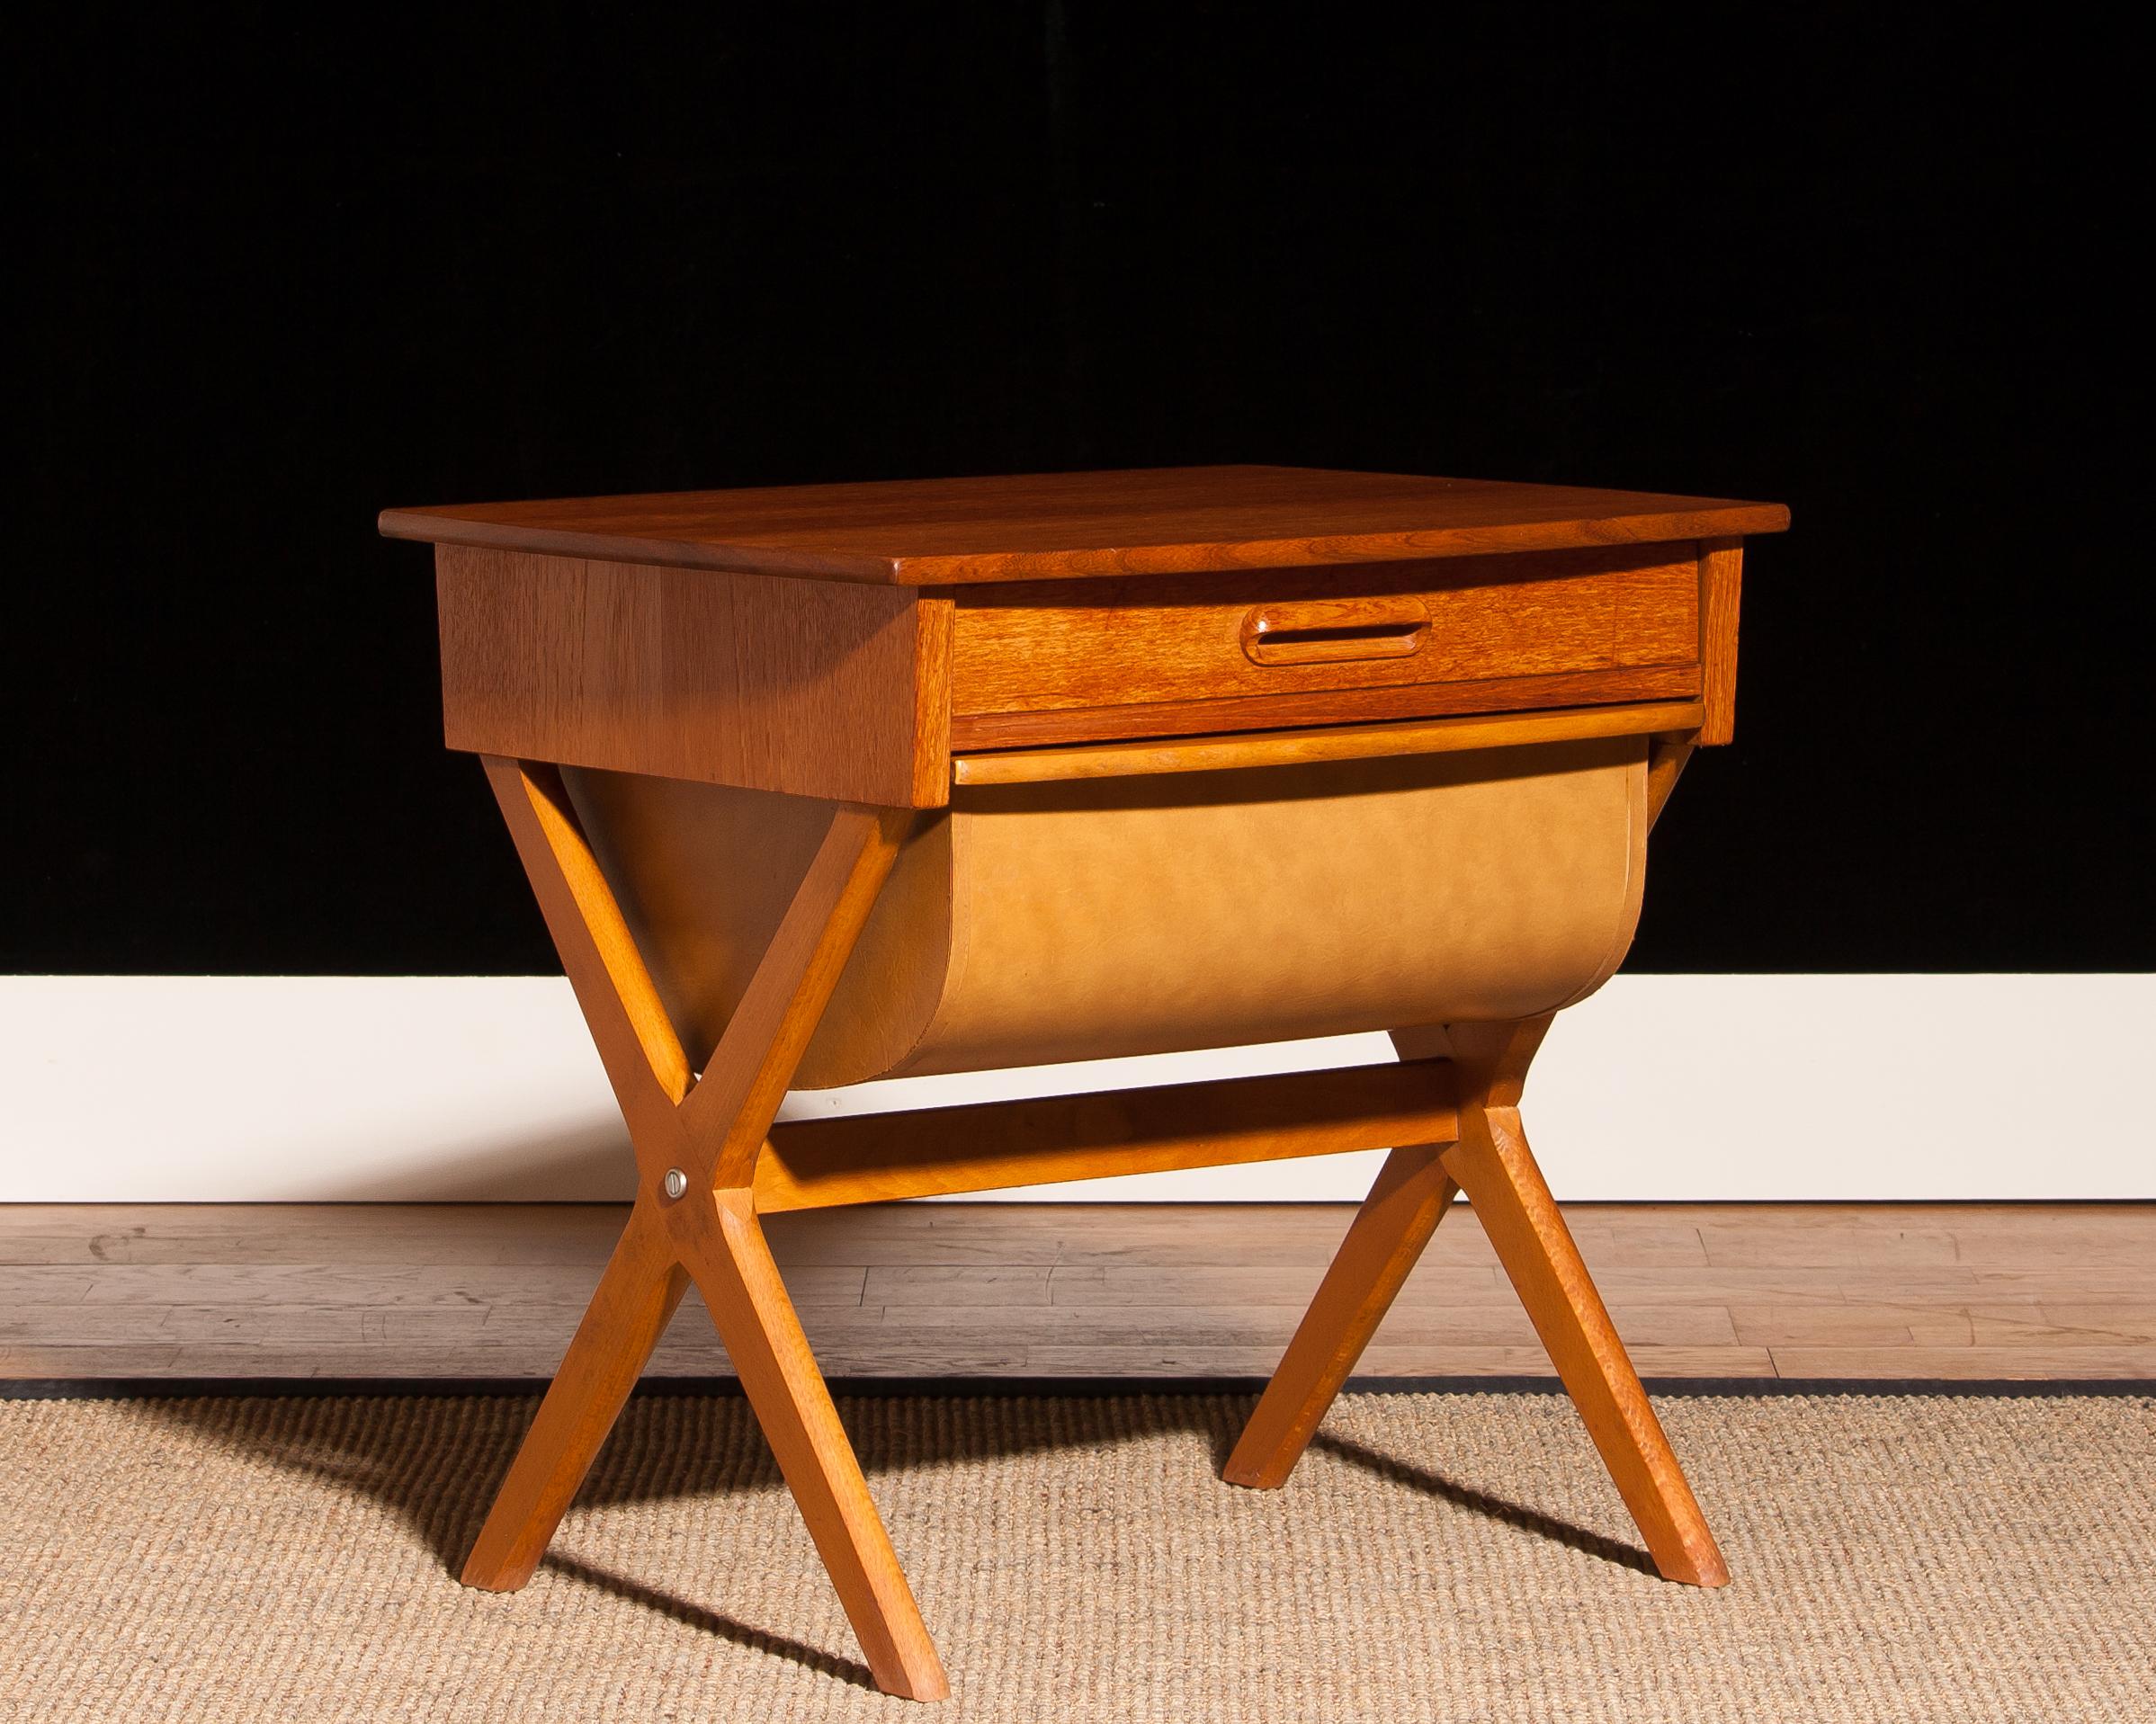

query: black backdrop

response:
[11,5,2144,975]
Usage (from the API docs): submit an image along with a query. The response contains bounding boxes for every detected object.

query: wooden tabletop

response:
[380,465,1788,586]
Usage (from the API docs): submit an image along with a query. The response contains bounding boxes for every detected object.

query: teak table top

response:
[379,464,1788,585]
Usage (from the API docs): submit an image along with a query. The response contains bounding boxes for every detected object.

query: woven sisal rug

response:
[2,1389,2150,1721]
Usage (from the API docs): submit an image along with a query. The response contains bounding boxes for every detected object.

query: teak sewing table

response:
[380,465,1789,1701]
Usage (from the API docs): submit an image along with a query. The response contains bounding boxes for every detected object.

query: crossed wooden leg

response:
[462,1201,688,1589]
[1225,1016,1729,1588]
[457,751,1722,1704]
[458,757,950,1701]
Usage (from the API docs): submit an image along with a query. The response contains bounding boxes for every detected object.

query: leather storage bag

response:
[564,735,1648,1089]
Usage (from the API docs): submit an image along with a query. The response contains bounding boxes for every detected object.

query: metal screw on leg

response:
[662,1168,687,1201]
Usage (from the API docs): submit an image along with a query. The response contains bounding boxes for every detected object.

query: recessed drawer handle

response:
[1240,597,1430,665]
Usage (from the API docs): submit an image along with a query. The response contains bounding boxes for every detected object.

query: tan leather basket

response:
[563,734,1646,1089]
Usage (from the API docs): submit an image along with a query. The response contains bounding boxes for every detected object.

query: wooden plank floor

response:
[4,1201,2153,1382]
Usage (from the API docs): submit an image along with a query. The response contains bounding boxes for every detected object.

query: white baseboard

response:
[1,974,2148,1201]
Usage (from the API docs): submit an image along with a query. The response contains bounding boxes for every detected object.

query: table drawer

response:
[948,544,1704,749]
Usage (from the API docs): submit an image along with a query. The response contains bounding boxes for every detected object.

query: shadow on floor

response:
[1311,1429,1658,1576]
[112,1380,1651,1690]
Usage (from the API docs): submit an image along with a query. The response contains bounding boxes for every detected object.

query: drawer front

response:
[950,545,1703,748]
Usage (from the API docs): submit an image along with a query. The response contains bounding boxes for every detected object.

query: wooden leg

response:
[1440,1034,1730,1586]
[1646,732,1695,829]
[1222,1142,1459,1488]
[676,1190,950,1702]
[461,759,950,1697]
[462,1202,689,1590]
[1229,1017,1728,1588]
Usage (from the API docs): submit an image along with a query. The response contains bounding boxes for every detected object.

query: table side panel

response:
[435,547,950,807]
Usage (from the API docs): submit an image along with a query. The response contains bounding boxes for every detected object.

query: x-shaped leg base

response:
[460,757,947,1700]
[459,755,1726,1705]
[1224,1017,1729,1587]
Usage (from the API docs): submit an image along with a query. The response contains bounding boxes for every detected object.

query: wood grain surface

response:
[951,701,1704,785]
[1698,538,1744,745]
[482,759,693,1144]
[948,665,1701,750]
[7,1203,2150,1383]
[381,466,1789,585]
[757,1059,1459,1210]
[678,1189,950,1700]
[458,1201,688,1590]
[1431,1022,1728,1586]
[464,767,942,1696]
[436,548,952,806]
[1221,1144,1462,1488]
[670,806,910,1191]
[949,546,1699,725]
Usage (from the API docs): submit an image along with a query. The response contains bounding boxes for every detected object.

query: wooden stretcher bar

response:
[756,1057,1460,1211]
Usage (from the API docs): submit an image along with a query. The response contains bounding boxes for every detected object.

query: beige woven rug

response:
[3,1390,2150,1722]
